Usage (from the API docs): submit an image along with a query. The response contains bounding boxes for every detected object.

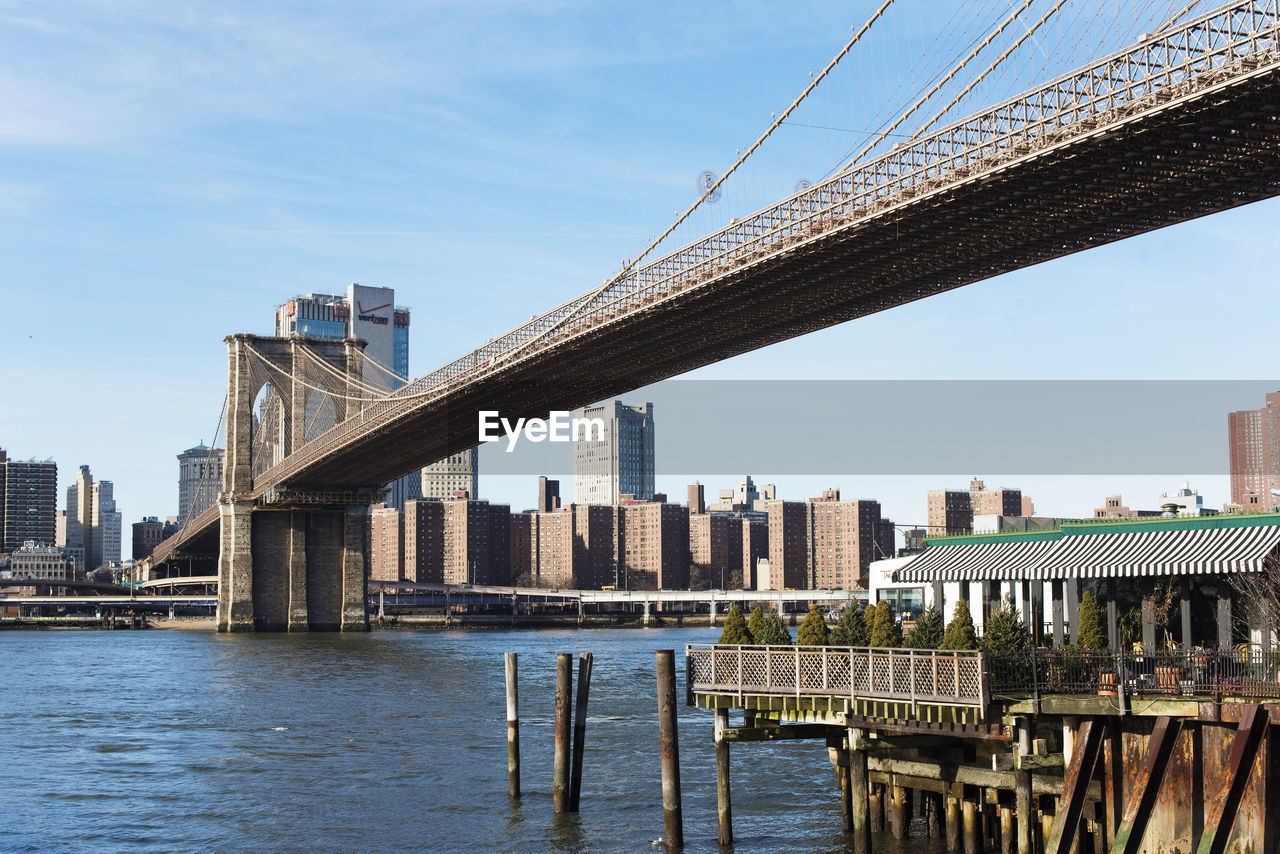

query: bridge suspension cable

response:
[842,0,1038,170]
[177,392,227,539]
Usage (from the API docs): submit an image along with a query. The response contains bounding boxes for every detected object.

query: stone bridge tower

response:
[217,333,380,632]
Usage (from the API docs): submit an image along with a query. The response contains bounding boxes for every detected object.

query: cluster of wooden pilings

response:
[504,651,593,812]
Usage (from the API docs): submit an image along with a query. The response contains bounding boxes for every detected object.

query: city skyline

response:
[2,1,1278,547]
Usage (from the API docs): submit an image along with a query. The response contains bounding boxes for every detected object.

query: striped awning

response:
[895,537,1060,582]
[891,522,1280,583]
[1036,524,1280,578]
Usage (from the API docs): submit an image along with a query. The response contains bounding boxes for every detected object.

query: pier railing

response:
[987,647,1280,701]
[685,644,988,710]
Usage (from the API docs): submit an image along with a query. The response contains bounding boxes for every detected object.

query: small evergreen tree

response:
[982,598,1031,655]
[869,600,902,647]
[718,604,753,645]
[831,602,871,646]
[940,599,980,650]
[797,605,830,646]
[755,607,793,645]
[747,605,767,642]
[1076,591,1109,651]
[904,604,945,649]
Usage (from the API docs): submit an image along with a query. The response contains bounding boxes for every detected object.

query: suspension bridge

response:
[140,0,1280,630]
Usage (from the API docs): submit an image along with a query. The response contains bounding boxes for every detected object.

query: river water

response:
[1,627,947,852]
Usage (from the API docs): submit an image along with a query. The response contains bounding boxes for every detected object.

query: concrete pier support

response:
[643,600,652,627]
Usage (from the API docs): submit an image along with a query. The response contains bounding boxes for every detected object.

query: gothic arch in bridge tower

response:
[218,333,376,633]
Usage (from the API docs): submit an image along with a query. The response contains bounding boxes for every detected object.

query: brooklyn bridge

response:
[139,0,1280,631]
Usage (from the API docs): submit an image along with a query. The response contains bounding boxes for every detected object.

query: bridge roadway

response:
[150,2,1280,570]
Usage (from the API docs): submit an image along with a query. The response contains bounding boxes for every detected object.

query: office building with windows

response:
[573,400,655,505]
[177,443,224,525]
[0,450,57,553]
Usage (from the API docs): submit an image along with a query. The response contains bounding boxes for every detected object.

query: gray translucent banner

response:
[475,380,1278,475]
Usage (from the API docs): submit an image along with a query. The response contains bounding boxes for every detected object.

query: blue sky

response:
[2,0,1278,535]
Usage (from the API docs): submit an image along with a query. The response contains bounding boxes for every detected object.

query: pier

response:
[686,643,1280,852]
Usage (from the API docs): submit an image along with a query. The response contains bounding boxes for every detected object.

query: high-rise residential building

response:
[528,504,616,588]
[805,490,885,590]
[442,499,510,585]
[537,476,561,513]
[689,511,741,589]
[928,478,1027,535]
[1229,392,1280,512]
[421,449,478,501]
[0,450,57,553]
[177,443,225,525]
[274,284,431,505]
[742,517,768,589]
[403,499,444,583]
[510,511,534,584]
[618,499,687,590]
[370,505,405,581]
[762,499,808,590]
[573,400,655,505]
[132,517,165,560]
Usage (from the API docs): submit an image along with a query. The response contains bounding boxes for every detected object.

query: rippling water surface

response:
[1,627,948,852]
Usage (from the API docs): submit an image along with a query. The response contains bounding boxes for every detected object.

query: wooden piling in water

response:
[945,788,961,852]
[553,652,572,814]
[656,649,683,849]
[1016,719,1034,854]
[714,708,732,847]
[1001,802,1014,854]
[848,727,871,854]
[505,652,520,799]
[870,783,884,832]
[568,652,593,812]
[889,783,908,839]
[926,790,943,839]
[963,796,981,854]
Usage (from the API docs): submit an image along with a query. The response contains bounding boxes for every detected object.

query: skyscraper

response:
[0,450,57,552]
[64,466,120,571]
[420,449,478,500]
[1229,391,1280,511]
[573,400,655,505]
[177,443,225,525]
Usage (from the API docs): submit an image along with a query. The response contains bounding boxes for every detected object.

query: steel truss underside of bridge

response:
[155,63,1280,566]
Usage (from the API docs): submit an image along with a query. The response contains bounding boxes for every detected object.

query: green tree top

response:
[904,604,945,650]
[940,599,980,651]
[754,607,793,646]
[1076,590,1109,651]
[718,603,753,645]
[831,602,871,646]
[797,604,831,647]
[747,605,767,642]
[982,598,1031,655]
[869,600,902,648]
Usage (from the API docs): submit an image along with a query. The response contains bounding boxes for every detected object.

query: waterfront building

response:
[572,400,655,505]
[442,499,510,586]
[403,499,444,583]
[509,511,533,584]
[928,478,1028,535]
[9,541,75,581]
[689,511,742,589]
[618,498,687,590]
[177,443,224,525]
[1229,391,1280,512]
[805,489,887,590]
[762,499,807,590]
[370,505,404,581]
[742,517,768,589]
[0,450,57,553]
[529,504,616,588]
[132,517,165,560]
